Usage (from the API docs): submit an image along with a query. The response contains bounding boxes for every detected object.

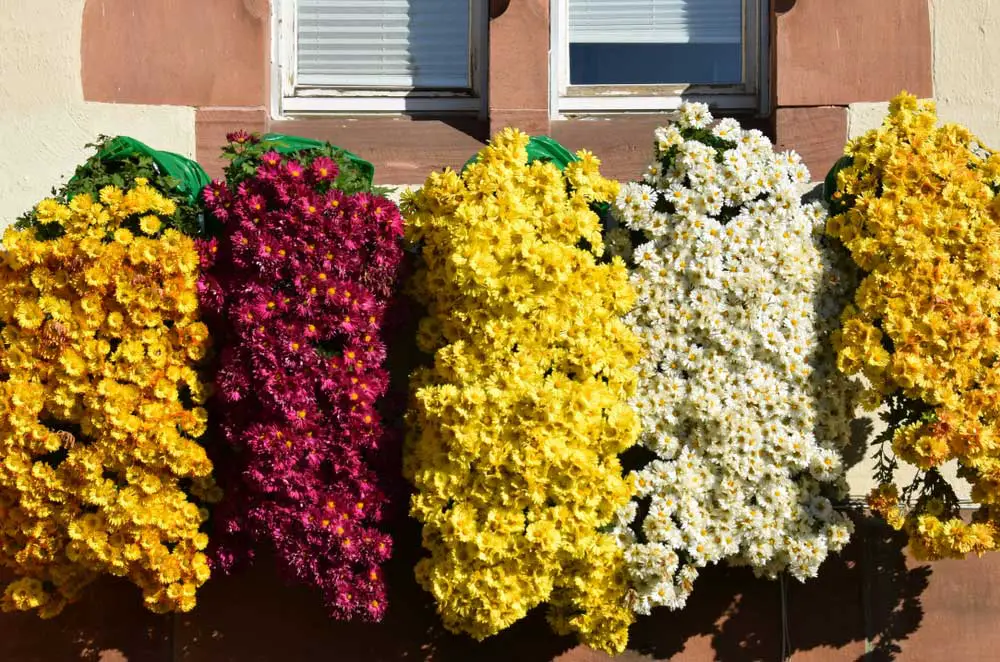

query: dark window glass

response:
[569,43,742,86]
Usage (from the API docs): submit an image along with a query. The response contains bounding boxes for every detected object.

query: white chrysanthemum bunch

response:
[610,103,860,614]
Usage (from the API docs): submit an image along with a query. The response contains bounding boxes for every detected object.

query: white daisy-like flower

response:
[614,106,860,614]
[643,160,664,184]
[712,117,742,141]
[615,182,658,230]
[809,495,834,522]
[632,241,663,272]
[678,101,712,130]
[654,125,685,155]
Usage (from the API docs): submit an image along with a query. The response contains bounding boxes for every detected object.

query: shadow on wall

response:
[0,572,174,662]
[625,517,929,662]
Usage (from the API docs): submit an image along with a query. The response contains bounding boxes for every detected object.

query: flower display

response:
[611,103,859,614]
[201,132,403,620]
[827,92,1000,559]
[402,129,640,654]
[0,179,217,617]
[16,135,208,238]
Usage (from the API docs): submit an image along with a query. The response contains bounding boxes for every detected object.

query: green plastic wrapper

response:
[251,133,376,190]
[462,135,579,172]
[72,136,211,205]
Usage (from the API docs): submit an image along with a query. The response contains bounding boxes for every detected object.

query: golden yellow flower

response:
[403,130,639,653]
[830,92,1000,559]
[0,182,216,618]
[138,215,163,235]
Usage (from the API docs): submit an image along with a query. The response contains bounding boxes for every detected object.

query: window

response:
[550,0,768,114]
[275,0,486,114]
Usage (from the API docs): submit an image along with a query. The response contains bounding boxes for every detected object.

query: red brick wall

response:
[772,0,933,178]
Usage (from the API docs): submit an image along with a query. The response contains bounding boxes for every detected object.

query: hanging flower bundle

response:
[402,129,641,654]
[201,132,403,620]
[0,140,217,617]
[610,104,859,614]
[827,93,1000,560]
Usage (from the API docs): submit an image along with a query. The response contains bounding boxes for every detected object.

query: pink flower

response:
[260,151,282,168]
[226,129,257,145]
[311,156,340,182]
[200,139,404,622]
[286,161,305,180]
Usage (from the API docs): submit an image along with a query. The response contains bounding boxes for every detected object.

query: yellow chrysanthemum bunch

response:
[0,179,219,617]
[827,92,1000,559]
[402,129,641,653]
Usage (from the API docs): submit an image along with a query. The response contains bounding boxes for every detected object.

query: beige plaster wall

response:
[846,101,891,140]
[849,0,1000,144]
[929,0,1000,147]
[0,0,196,225]
[844,413,972,504]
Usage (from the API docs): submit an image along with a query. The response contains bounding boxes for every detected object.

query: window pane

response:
[568,0,744,86]
[296,0,471,89]
[570,43,742,85]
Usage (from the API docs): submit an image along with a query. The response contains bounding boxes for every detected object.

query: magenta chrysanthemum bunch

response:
[199,133,404,620]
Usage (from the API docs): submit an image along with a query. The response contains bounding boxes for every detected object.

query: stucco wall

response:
[0,0,196,225]
[930,0,1000,147]
[849,0,1000,143]
[846,101,891,140]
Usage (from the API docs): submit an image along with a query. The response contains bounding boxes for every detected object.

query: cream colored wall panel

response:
[844,411,972,504]
[847,101,891,140]
[930,0,1000,148]
[0,0,196,224]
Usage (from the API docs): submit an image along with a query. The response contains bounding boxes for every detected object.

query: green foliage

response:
[870,392,961,518]
[220,134,379,196]
[823,155,855,215]
[15,135,205,237]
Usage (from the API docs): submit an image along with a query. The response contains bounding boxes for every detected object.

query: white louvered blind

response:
[569,0,742,44]
[296,0,471,89]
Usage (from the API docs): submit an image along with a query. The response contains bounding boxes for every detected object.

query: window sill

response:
[557,93,760,113]
[281,96,484,115]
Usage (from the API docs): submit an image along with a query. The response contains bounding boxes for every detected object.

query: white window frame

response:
[549,0,770,116]
[272,0,488,116]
